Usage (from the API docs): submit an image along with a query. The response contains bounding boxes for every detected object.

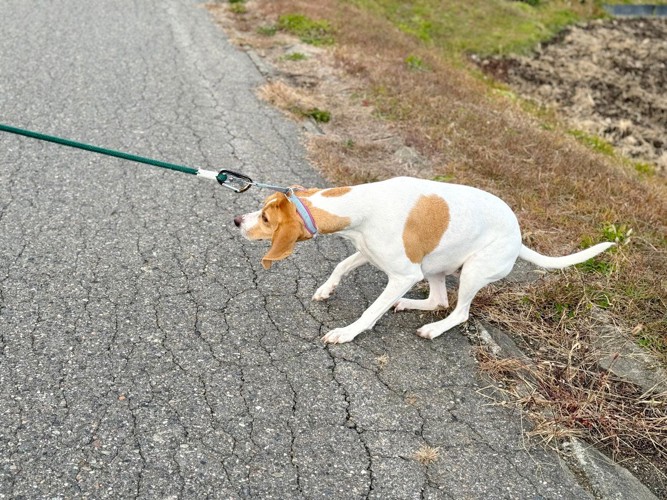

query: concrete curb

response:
[564,438,658,500]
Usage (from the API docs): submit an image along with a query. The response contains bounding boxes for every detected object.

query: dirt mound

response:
[502,18,667,173]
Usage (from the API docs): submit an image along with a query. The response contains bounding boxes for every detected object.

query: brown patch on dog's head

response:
[402,195,450,263]
[249,193,313,269]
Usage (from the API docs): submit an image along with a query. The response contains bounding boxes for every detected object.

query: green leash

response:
[0,123,253,192]
[0,122,319,232]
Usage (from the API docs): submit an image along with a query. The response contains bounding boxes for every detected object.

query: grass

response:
[568,129,616,156]
[346,0,667,56]
[277,13,334,46]
[346,0,593,56]
[283,52,307,61]
[258,80,331,123]
[476,344,667,466]
[256,24,278,36]
[413,445,440,464]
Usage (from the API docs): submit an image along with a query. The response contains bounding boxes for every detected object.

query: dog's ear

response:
[261,221,302,269]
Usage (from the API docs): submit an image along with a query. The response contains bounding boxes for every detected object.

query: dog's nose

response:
[233,215,243,228]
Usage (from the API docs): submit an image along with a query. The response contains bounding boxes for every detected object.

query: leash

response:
[0,123,318,235]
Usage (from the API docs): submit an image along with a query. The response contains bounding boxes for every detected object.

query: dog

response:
[233,177,614,344]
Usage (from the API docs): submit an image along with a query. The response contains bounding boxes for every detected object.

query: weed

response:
[405,54,428,71]
[404,393,418,405]
[305,108,331,123]
[229,3,247,14]
[634,161,656,176]
[277,13,334,46]
[433,174,455,182]
[257,24,277,36]
[567,129,615,156]
[590,290,613,309]
[228,0,245,3]
[376,354,389,369]
[576,258,614,276]
[283,52,307,61]
[601,223,633,245]
[413,445,440,464]
[399,15,433,43]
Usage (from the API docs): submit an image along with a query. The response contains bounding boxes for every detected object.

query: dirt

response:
[491,18,667,174]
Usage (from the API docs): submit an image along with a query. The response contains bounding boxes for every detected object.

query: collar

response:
[287,189,318,236]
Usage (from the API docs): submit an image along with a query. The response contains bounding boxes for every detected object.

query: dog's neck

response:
[297,188,355,235]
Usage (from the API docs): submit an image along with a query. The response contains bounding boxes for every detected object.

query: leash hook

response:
[217,169,253,193]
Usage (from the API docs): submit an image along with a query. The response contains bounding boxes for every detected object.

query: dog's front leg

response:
[313,252,368,301]
[322,273,422,344]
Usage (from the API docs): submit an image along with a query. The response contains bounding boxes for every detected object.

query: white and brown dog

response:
[234,177,614,344]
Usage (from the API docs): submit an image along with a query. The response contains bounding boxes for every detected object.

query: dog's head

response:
[234,192,314,269]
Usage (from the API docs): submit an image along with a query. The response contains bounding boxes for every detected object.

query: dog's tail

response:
[518,242,615,269]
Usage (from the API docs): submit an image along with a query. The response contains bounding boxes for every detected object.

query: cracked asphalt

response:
[0,1,592,498]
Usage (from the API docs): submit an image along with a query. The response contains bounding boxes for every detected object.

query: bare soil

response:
[497,18,667,173]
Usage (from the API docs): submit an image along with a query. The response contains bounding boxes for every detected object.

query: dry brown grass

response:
[375,353,389,370]
[476,344,667,479]
[413,445,440,465]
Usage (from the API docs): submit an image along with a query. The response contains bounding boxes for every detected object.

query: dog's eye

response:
[261,213,269,223]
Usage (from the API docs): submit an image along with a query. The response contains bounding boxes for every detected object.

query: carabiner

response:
[217,169,253,193]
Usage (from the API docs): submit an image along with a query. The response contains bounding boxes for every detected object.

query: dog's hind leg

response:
[416,247,516,340]
[313,252,368,301]
[394,272,449,312]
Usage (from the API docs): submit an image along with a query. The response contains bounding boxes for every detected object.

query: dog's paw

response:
[312,283,336,301]
[416,324,443,340]
[321,327,358,344]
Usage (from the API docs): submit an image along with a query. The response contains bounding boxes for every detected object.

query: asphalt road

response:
[0,1,591,498]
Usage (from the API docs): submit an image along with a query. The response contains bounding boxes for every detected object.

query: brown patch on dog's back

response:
[402,195,450,263]
[294,188,321,197]
[321,186,352,197]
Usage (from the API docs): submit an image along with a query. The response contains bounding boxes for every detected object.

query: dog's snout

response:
[234,215,244,228]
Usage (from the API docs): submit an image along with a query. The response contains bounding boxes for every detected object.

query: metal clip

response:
[217,170,253,193]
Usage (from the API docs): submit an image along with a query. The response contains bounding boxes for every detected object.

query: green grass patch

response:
[229,3,247,14]
[633,161,656,176]
[257,24,278,37]
[405,54,429,71]
[348,0,596,56]
[305,108,331,123]
[284,52,308,61]
[277,13,334,46]
[576,258,614,276]
[567,129,615,156]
